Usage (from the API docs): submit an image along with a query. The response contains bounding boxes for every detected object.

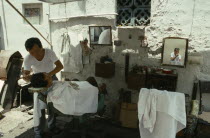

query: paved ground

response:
[2,119,34,138]
[0,107,34,138]
[0,103,140,138]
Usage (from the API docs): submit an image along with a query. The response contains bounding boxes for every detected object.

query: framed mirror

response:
[161,37,188,68]
[89,26,112,46]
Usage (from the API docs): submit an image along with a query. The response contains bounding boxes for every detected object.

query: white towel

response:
[138,88,186,138]
[142,89,157,132]
[47,81,98,115]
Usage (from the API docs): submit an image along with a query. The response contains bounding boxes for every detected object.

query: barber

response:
[23,37,63,138]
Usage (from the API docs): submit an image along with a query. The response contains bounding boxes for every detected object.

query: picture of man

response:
[170,48,182,65]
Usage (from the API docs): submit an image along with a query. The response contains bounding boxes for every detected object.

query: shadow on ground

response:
[15,118,140,138]
[15,128,34,138]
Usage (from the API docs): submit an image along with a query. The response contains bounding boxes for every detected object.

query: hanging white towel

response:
[142,89,157,133]
[60,33,83,73]
[138,88,186,138]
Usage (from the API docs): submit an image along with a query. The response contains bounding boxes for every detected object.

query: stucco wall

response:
[0,0,50,56]
[49,0,116,19]
[1,0,210,114]
[50,0,210,113]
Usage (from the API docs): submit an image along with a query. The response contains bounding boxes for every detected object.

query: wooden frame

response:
[89,26,112,46]
[161,37,188,68]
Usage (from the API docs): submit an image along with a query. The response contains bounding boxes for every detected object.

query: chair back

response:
[199,80,210,112]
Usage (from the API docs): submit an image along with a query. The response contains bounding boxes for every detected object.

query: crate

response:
[120,103,138,128]
[127,73,146,91]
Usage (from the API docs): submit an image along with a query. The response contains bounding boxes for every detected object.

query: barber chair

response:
[28,85,106,138]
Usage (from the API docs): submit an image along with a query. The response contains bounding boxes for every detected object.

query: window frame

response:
[117,0,151,27]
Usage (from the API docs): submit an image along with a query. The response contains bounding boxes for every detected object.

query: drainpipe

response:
[1,0,9,48]
[47,3,52,50]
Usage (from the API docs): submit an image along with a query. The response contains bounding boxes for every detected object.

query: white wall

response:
[50,0,210,113]
[0,0,51,57]
[49,0,116,19]
[1,0,210,114]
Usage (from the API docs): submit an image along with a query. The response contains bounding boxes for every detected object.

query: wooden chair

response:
[195,80,210,137]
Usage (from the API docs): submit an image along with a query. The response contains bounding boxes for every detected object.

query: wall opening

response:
[22,3,43,25]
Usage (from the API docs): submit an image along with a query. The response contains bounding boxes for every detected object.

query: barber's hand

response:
[22,75,31,82]
[45,73,53,77]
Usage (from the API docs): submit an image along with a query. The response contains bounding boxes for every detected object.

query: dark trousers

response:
[34,75,58,137]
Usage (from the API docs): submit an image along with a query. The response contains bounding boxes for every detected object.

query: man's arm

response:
[48,60,64,77]
[171,55,179,61]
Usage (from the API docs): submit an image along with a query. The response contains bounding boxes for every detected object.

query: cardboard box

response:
[120,103,138,128]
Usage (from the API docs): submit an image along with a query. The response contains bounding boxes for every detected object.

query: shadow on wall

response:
[51,16,115,31]
[0,18,5,50]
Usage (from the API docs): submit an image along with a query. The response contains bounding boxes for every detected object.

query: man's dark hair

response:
[86,77,98,87]
[25,37,42,51]
[30,73,48,88]
[174,48,180,51]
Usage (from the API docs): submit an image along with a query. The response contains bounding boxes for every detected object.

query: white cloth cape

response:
[33,81,98,127]
[138,88,186,138]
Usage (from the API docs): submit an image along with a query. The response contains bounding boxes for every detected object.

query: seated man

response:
[30,72,99,124]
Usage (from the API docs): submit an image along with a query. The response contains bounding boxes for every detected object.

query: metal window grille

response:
[117,0,151,26]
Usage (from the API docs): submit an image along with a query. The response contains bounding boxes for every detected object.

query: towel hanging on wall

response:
[60,33,83,73]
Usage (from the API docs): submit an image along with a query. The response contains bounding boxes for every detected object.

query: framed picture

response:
[89,26,112,46]
[161,37,188,68]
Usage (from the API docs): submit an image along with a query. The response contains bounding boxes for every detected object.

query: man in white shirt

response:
[23,37,63,138]
[170,48,182,65]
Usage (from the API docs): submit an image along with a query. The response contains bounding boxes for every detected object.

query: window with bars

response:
[117,0,151,26]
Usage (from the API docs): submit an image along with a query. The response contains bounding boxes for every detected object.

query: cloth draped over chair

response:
[138,88,186,138]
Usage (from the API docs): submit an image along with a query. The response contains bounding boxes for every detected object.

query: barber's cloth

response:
[47,81,98,115]
[138,88,186,138]
[33,81,98,127]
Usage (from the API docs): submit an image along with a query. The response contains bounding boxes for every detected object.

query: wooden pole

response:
[5,0,53,47]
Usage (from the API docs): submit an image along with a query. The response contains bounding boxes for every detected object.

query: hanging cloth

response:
[60,33,83,73]
[80,40,92,65]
